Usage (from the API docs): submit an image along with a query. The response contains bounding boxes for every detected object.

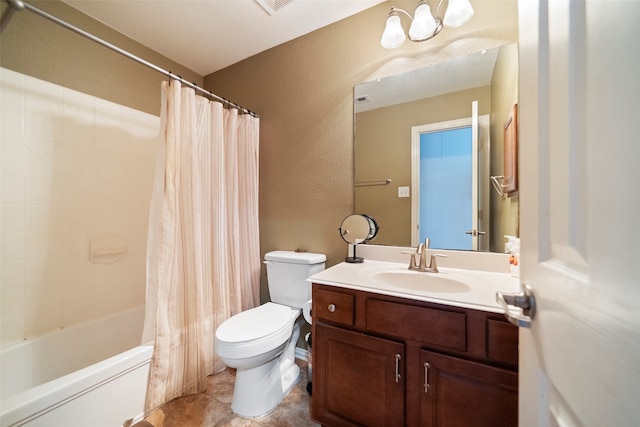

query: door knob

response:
[496,284,536,328]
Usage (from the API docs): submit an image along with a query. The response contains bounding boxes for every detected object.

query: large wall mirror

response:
[354,43,519,253]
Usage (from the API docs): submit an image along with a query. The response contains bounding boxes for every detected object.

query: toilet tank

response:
[264,251,326,309]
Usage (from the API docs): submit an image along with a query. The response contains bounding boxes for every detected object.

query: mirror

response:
[339,214,379,263]
[354,43,519,253]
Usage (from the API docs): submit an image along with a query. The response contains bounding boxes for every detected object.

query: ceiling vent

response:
[254,0,296,15]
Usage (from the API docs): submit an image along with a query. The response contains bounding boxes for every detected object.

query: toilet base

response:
[280,359,301,400]
[222,312,303,418]
[231,357,300,418]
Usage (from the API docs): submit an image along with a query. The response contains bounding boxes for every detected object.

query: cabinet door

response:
[420,350,518,427]
[313,322,405,427]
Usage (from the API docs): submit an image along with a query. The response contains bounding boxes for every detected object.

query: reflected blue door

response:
[419,127,472,250]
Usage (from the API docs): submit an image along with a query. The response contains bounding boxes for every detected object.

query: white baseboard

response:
[295,347,309,361]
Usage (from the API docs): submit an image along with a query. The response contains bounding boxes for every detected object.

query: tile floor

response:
[132,360,320,427]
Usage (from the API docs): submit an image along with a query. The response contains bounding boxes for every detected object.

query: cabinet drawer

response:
[366,299,467,351]
[486,318,518,366]
[313,288,355,326]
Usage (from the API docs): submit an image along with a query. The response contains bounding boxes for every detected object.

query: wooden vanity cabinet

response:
[311,283,518,427]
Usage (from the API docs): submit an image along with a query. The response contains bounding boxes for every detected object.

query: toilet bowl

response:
[216,303,302,417]
[214,250,326,418]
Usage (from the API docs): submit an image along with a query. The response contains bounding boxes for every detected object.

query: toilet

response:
[214,250,326,418]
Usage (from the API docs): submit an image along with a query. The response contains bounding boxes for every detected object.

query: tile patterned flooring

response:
[132,360,320,427]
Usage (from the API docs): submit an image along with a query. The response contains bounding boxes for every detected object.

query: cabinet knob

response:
[327,304,336,313]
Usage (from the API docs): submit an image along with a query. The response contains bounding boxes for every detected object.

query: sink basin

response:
[371,270,471,293]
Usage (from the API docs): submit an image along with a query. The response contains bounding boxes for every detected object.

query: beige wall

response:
[355,86,491,246]
[490,43,519,252]
[204,0,518,300]
[1,0,518,305]
[0,1,201,116]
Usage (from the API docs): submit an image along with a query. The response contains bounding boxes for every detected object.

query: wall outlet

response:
[398,186,410,198]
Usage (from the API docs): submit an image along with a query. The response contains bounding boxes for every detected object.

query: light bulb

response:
[409,3,436,41]
[443,0,474,27]
[380,14,406,49]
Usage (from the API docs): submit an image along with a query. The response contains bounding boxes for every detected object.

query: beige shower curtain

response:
[143,80,260,412]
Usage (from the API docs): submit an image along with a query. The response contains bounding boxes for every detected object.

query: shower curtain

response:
[143,80,261,411]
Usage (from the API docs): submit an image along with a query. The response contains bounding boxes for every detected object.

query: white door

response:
[517,1,640,426]
[410,111,489,250]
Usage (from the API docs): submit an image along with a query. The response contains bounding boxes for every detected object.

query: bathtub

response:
[0,306,152,427]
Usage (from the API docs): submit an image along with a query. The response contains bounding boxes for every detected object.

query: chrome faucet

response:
[402,238,447,272]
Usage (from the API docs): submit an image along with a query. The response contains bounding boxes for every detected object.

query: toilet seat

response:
[215,303,296,359]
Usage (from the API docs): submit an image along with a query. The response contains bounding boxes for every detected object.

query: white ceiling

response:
[62,0,387,76]
[355,46,501,112]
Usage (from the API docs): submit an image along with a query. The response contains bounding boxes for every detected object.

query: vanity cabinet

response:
[311,283,518,427]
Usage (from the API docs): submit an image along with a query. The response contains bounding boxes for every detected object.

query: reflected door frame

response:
[410,114,490,249]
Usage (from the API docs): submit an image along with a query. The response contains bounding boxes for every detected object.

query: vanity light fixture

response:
[380,0,474,49]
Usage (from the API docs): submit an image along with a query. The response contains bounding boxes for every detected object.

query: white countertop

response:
[308,259,521,314]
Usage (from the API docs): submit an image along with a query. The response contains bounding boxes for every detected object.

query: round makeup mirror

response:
[339,214,379,263]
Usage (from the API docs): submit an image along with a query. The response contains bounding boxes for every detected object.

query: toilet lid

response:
[216,302,292,344]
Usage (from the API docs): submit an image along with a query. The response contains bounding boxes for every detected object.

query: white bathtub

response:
[0,306,152,427]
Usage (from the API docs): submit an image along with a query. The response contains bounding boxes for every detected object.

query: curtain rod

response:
[1,0,258,117]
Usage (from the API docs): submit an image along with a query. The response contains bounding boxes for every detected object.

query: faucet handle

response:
[401,250,419,268]
[423,237,430,249]
[428,254,448,273]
